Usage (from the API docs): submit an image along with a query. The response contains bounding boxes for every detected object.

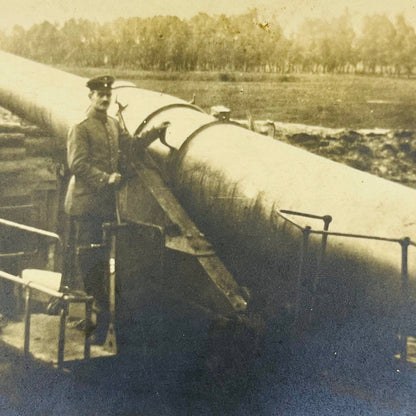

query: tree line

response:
[1,9,416,75]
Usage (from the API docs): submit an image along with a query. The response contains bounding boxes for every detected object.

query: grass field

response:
[58,66,416,130]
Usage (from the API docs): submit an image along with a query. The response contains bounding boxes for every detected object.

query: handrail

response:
[0,217,95,368]
[0,204,34,211]
[0,218,61,243]
[275,207,414,363]
[0,268,93,369]
[280,209,332,223]
[272,210,305,231]
[0,250,37,258]
[310,229,404,244]
[275,209,413,246]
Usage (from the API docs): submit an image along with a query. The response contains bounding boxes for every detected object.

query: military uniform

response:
[64,107,122,217]
[63,76,129,342]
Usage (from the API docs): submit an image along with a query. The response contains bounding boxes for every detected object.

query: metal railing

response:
[0,217,61,243]
[274,208,415,363]
[0,218,93,369]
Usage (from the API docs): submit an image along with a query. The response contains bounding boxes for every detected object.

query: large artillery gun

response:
[0,51,415,373]
[0,51,257,375]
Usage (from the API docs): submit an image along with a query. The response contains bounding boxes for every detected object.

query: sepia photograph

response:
[0,0,416,414]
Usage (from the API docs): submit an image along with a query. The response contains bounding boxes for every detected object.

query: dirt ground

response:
[0,311,415,415]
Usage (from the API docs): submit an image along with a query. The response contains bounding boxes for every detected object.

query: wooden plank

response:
[0,133,25,147]
[0,147,26,161]
[0,160,28,173]
[0,123,44,136]
[123,158,248,313]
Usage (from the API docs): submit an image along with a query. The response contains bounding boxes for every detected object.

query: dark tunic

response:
[64,107,123,217]
[63,107,128,323]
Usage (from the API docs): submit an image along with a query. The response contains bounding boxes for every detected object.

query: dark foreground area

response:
[0,310,415,416]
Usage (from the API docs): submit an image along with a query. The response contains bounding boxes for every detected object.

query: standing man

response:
[64,75,125,343]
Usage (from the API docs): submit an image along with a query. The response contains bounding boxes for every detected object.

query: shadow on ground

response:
[0,308,415,416]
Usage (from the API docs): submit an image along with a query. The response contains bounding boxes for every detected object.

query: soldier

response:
[64,75,127,344]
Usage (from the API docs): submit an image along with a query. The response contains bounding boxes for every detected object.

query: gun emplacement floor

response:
[0,313,114,366]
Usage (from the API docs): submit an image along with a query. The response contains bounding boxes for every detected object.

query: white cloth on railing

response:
[21,269,62,292]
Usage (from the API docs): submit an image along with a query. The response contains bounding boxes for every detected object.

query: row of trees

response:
[1,10,416,75]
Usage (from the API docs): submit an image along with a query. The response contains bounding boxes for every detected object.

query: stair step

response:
[0,123,44,136]
[24,137,55,157]
[0,133,25,147]
[0,147,26,161]
[0,160,28,174]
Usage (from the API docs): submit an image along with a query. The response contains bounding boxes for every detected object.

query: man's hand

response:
[108,172,122,185]
[133,121,171,150]
[155,121,170,130]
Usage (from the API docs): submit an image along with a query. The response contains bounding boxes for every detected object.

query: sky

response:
[1,0,416,34]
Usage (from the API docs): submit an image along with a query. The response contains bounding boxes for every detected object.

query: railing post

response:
[84,298,93,361]
[320,215,332,266]
[295,226,311,325]
[309,215,333,324]
[15,256,23,317]
[103,223,118,354]
[57,297,68,370]
[23,286,32,358]
[399,237,410,363]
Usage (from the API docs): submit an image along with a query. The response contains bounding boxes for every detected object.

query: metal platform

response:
[0,313,114,367]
